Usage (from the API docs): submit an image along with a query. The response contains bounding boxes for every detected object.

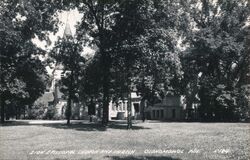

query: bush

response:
[27,102,47,119]
[44,105,58,120]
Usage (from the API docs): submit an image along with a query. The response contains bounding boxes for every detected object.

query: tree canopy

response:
[0,0,60,122]
[1,0,249,124]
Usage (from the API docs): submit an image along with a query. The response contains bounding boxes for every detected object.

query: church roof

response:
[63,22,72,39]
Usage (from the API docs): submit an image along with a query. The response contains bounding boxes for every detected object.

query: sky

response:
[32,5,250,75]
[31,9,95,75]
[32,9,82,50]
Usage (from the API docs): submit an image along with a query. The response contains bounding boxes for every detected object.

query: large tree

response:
[74,0,122,125]
[0,0,60,123]
[110,0,155,128]
[181,0,250,121]
[75,0,188,127]
[51,28,85,124]
[105,0,190,127]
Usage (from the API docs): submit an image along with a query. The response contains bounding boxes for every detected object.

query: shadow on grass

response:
[53,158,92,160]
[44,123,107,131]
[43,122,151,132]
[0,120,151,131]
[106,156,181,160]
[0,120,30,126]
[55,156,182,160]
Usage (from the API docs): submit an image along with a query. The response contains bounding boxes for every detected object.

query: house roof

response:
[36,92,54,104]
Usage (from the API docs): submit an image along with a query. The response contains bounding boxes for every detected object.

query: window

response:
[123,102,126,110]
[119,102,122,110]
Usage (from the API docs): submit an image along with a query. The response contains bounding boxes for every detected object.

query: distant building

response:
[51,63,67,118]
[108,94,188,121]
[109,92,142,120]
[35,91,54,108]
[34,20,75,118]
[36,20,201,121]
[145,95,185,120]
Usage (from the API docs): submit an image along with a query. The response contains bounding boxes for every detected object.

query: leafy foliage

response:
[0,0,59,122]
[181,0,250,121]
[50,35,85,124]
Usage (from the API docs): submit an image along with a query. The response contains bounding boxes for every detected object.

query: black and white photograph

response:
[0,0,250,160]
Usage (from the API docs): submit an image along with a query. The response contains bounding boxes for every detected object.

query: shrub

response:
[27,102,47,119]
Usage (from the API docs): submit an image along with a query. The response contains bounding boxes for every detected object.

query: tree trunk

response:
[66,68,75,125]
[127,91,132,129]
[16,106,19,119]
[140,98,146,122]
[186,96,193,120]
[102,85,109,126]
[23,106,26,119]
[185,79,200,120]
[101,53,110,126]
[1,97,5,123]
[18,107,21,119]
[66,97,72,125]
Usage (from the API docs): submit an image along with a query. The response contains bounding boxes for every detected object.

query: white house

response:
[146,95,185,120]
[109,92,141,120]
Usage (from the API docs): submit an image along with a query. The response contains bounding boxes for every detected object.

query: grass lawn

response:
[0,120,249,160]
